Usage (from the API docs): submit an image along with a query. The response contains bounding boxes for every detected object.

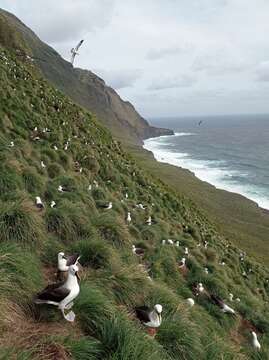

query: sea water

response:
[143,114,269,209]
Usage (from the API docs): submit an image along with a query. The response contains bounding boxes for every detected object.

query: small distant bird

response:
[184,247,189,256]
[126,212,132,223]
[146,216,152,226]
[162,240,166,245]
[175,241,180,247]
[88,184,92,191]
[136,203,146,210]
[178,257,186,268]
[132,245,145,257]
[210,295,235,314]
[204,267,209,274]
[70,40,84,66]
[186,298,195,307]
[58,185,67,193]
[229,293,234,302]
[50,200,56,208]
[135,304,162,337]
[53,145,58,151]
[167,239,174,245]
[235,298,241,302]
[204,241,208,249]
[35,196,44,210]
[125,193,128,199]
[100,202,113,210]
[34,264,80,322]
[251,331,261,350]
[8,141,14,147]
[41,161,46,168]
[198,120,203,126]
[193,283,204,296]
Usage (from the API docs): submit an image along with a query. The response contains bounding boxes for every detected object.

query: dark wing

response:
[75,40,84,51]
[135,306,151,322]
[36,283,70,302]
[66,253,80,266]
[210,294,223,306]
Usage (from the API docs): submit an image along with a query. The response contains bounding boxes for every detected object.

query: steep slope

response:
[0,42,269,359]
[0,8,173,145]
[129,145,269,266]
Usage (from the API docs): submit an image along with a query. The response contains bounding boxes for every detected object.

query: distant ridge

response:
[0,8,173,145]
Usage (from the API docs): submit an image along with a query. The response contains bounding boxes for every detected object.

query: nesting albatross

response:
[34,264,80,322]
[135,304,162,337]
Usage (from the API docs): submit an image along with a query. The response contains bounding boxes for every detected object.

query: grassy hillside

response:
[0,8,173,146]
[128,145,269,266]
[0,45,269,360]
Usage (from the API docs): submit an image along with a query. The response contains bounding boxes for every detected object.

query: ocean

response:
[143,114,269,210]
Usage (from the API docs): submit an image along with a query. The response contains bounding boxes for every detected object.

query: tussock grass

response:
[0,199,44,247]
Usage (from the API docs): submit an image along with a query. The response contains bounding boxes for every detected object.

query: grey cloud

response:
[255,61,269,82]
[192,54,248,76]
[146,45,191,60]
[94,69,142,90]
[1,0,115,44]
[148,75,196,91]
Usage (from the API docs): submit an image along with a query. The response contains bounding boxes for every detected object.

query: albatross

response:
[57,252,80,280]
[135,304,162,337]
[70,40,84,66]
[210,294,235,314]
[34,264,80,322]
[251,331,261,350]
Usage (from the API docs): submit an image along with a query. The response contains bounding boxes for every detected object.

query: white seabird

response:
[186,298,195,307]
[135,304,162,337]
[132,245,145,257]
[178,257,186,268]
[175,241,180,247]
[70,40,84,66]
[251,331,261,350]
[41,161,46,168]
[126,212,131,223]
[167,239,174,245]
[35,196,44,209]
[100,202,112,210]
[162,240,166,245]
[57,252,80,279]
[210,295,235,314]
[146,216,152,226]
[34,264,80,322]
[184,247,189,255]
[50,200,56,208]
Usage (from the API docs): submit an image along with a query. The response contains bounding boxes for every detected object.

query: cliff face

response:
[0,8,173,145]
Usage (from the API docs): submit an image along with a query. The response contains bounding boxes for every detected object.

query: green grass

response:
[0,44,268,359]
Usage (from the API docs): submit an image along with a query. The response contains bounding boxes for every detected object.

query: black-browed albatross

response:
[34,264,80,322]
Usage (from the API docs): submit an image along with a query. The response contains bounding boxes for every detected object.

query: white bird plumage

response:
[251,331,261,350]
[71,40,84,65]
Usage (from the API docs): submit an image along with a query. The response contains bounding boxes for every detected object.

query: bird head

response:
[154,304,163,314]
[69,264,80,281]
[58,252,66,260]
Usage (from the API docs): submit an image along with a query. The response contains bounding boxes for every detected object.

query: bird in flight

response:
[198,120,203,126]
[70,40,84,66]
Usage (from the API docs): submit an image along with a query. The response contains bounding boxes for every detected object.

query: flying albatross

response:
[70,40,84,66]
[135,304,162,337]
[34,264,80,322]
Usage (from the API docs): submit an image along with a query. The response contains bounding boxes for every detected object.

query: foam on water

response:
[144,135,269,210]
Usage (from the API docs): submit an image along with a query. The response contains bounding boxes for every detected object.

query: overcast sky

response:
[1,0,269,118]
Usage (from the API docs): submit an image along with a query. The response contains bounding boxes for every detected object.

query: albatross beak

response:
[75,271,80,282]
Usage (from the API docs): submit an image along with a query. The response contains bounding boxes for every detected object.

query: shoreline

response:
[143,133,269,211]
